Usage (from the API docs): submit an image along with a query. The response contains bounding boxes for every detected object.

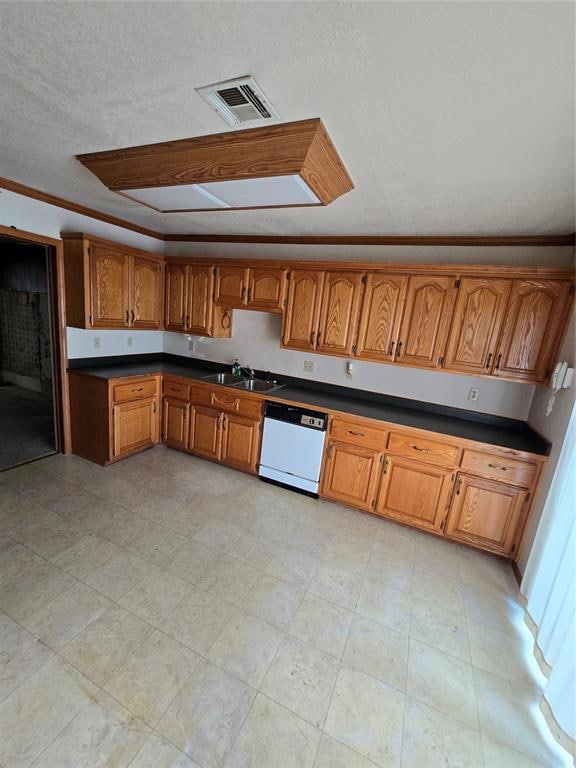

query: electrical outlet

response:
[93,337,101,349]
[346,361,353,379]
[127,336,133,348]
[303,360,314,373]
[188,338,195,352]
[468,387,479,402]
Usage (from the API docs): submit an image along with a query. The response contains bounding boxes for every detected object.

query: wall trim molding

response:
[1,175,574,248]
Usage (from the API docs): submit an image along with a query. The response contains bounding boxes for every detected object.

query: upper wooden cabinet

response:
[444,278,511,374]
[355,274,407,362]
[395,276,457,369]
[317,272,363,355]
[165,263,231,338]
[63,234,164,330]
[187,265,214,335]
[282,270,325,350]
[164,262,189,332]
[247,267,287,311]
[214,266,249,307]
[493,279,573,383]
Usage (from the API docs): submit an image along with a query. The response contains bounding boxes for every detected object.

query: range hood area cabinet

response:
[164,262,232,337]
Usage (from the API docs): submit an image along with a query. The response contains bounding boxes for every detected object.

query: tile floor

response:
[0,445,571,768]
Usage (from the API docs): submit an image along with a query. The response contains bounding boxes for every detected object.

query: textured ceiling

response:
[0,1,574,236]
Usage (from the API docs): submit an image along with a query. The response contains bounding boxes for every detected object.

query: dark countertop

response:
[68,357,550,456]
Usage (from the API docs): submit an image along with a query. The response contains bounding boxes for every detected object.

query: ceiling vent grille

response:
[196,77,279,127]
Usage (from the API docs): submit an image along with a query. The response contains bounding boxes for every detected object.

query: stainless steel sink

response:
[203,372,246,386]
[232,379,285,393]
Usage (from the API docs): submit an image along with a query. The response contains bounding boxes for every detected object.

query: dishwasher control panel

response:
[301,414,325,429]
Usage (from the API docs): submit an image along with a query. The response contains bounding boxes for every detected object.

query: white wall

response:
[67,328,163,359]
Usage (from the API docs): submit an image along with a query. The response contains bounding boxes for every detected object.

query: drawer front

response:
[388,431,460,468]
[191,384,262,419]
[460,450,536,487]
[162,378,191,400]
[330,415,388,450]
[113,378,158,403]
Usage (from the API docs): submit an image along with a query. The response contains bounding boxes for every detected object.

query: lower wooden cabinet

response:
[162,396,191,451]
[445,473,528,556]
[321,441,383,511]
[189,406,222,461]
[113,398,159,458]
[376,455,453,531]
[221,413,261,473]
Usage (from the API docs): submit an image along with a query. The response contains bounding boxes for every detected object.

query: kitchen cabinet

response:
[321,440,383,511]
[113,397,158,458]
[376,455,453,532]
[165,262,232,337]
[445,473,528,556]
[282,269,325,350]
[189,405,222,461]
[214,266,250,307]
[247,267,287,311]
[493,279,573,383]
[62,234,164,330]
[221,412,261,473]
[164,262,189,331]
[395,275,457,369]
[444,277,511,374]
[187,265,214,335]
[354,274,407,362]
[316,271,363,355]
[162,396,191,451]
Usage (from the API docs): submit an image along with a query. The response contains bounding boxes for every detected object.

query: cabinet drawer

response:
[191,385,262,419]
[460,450,536,487]
[330,415,387,450]
[388,431,460,468]
[162,378,191,400]
[113,378,158,403]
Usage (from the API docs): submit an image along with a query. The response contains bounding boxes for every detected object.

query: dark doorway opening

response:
[0,235,59,469]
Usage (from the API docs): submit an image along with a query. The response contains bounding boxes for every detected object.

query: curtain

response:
[521,403,576,754]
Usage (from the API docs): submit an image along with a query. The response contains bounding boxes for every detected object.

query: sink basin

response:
[233,379,285,393]
[203,372,246,386]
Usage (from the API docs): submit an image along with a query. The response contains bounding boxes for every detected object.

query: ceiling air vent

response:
[196,77,279,127]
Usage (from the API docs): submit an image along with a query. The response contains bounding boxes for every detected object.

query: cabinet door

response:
[112,397,158,458]
[316,272,363,356]
[376,456,452,531]
[321,441,383,511]
[187,265,214,335]
[165,263,189,331]
[445,473,528,556]
[355,274,407,362]
[189,405,222,461]
[221,413,261,474]
[162,396,191,451]
[444,278,511,374]
[493,279,573,383]
[89,243,130,328]
[247,267,287,312]
[131,256,163,329]
[396,276,457,369]
[215,266,249,307]
[282,270,325,350]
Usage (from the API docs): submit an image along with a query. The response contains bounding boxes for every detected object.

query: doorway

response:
[0,233,62,469]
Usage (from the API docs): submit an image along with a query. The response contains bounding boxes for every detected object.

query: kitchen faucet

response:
[232,359,255,379]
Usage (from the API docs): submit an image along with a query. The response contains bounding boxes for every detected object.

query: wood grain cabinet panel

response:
[189,405,222,461]
[316,272,363,355]
[247,267,287,311]
[221,413,261,473]
[214,266,249,307]
[445,473,528,556]
[395,275,457,368]
[164,263,189,331]
[444,278,511,374]
[131,255,163,329]
[112,397,158,458]
[321,440,383,511]
[187,265,214,334]
[493,279,573,383]
[162,396,191,451]
[329,415,388,450]
[387,432,460,468]
[354,274,407,362]
[89,243,130,328]
[282,270,325,350]
[376,456,453,531]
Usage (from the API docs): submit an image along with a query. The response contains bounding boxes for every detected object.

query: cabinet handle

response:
[185,315,190,327]
[310,330,316,347]
[485,352,493,369]
[348,430,365,437]
[316,331,322,346]
[487,463,508,471]
[388,340,395,357]
[130,309,135,324]
[210,392,240,411]
[152,400,156,413]
[247,286,252,302]
[396,341,403,357]
[382,456,389,474]
[495,353,503,370]
[125,309,129,324]
[132,387,144,392]
[411,444,431,453]
[455,476,462,494]
[241,286,246,301]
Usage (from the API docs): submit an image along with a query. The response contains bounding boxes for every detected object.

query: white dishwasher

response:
[258,401,328,496]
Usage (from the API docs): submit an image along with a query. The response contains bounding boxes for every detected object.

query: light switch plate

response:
[93,337,101,349]
[303,360,314,373]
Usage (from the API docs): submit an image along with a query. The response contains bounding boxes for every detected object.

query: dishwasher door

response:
[259,417,326,494]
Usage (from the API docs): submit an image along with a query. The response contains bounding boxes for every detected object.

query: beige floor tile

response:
[481,735,554,768]
[126,525,187,565]
[95,505,153,546]
[206,612,283,687]
[289,522,333,558]
[412,567,465,613]
[200,554,262,605]
[356,577,411,635]
[45,485,100,518]
[0,559,76,624]
[322,535,371,575]
[309,562,363,611]
[0,611,53,701]
[414,547,461,580]
[401,697,484,768]
[130,732,201,768]
[224,693,320,768]
[17,517,86,560]
[193,519,245,551]
[243,573,304,631]
[105,630,200,726]
[53,532,119,579]
[366,551,414,594]
[23,581,111,650]
[249,508,299,542]
[325,665,404,767]
[344,615,409,691]
[118,568,189,626]
[469,621,542,687]
[266,545,319,590]
[166,539,222,584]
[290,593,353,659]
[261,635,339,728]
[458,548,518,594]
[0,542,43,588]
[134,495,184,525]
[409,596,471,662]
[0,656,99,768]
[314,735,378,768]
[30,687,149,767]
[225,531,280,570]
[82,548,149,601]
[161,585,236,654]
[62,604,153,686]
[161,506,209,536]
[372,523,415,562]
[407,638,478,729]
[157,659,255,768]
[463,582,526,637]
